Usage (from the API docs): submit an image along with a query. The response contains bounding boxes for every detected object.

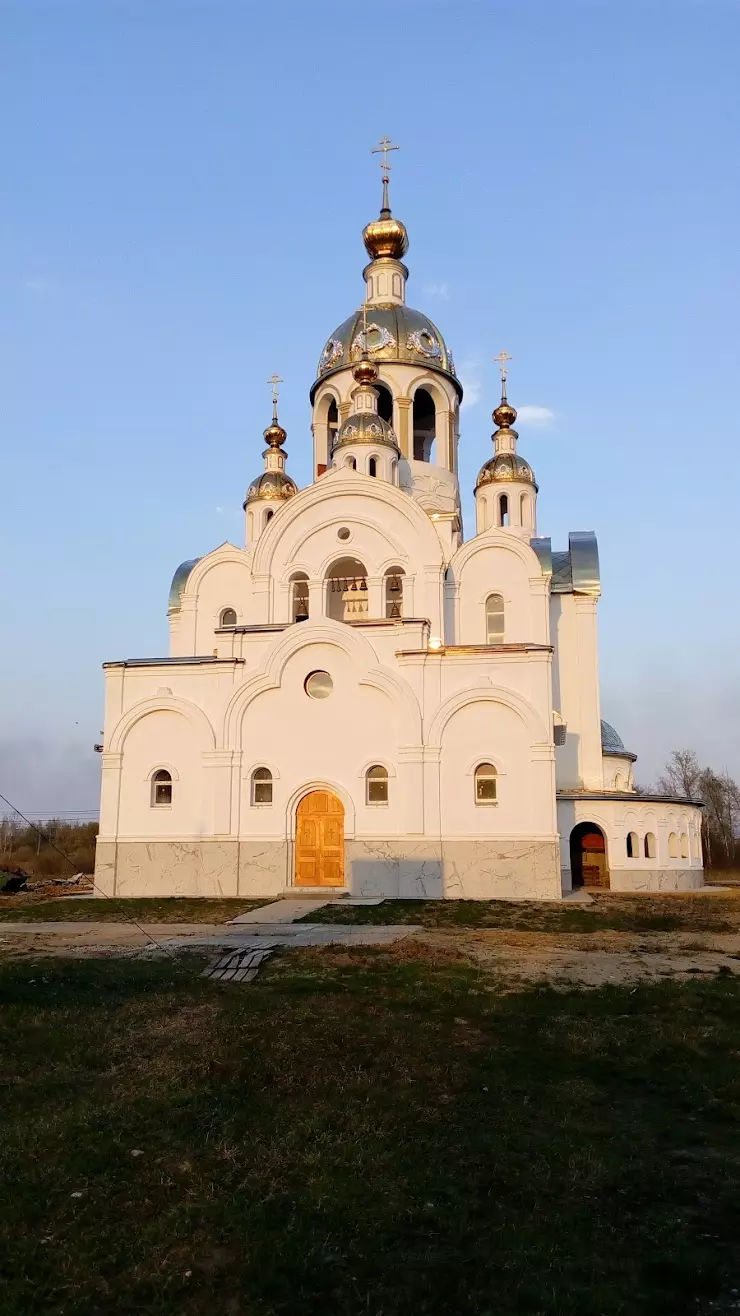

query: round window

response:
[337,527,351,541]
[304,671,333,699]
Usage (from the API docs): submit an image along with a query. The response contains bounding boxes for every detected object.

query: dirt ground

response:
[3,917,740,989]
[413,927,740,989]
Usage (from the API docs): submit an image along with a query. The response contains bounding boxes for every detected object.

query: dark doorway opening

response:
[570,822,609,890]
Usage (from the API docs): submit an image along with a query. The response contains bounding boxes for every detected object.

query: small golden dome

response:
[352,355,379,385]
[476,452,537,491]
[493,400,517,429]
[263,420,287,448]
[362,212,409,261]
[333,411,399,452]
[244,470,298,505]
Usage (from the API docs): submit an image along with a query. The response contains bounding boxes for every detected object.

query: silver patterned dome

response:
[312,304,460,401]
[601,720,636,760]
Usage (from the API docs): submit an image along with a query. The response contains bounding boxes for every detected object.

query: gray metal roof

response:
[600,719,637,762]
[530,532,600,596]
[168,558,201,613]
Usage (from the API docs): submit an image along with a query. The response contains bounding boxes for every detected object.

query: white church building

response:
[95,162,703,900]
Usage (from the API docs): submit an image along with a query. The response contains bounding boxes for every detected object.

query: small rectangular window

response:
[254,780,272,805]
[368,777,388,804]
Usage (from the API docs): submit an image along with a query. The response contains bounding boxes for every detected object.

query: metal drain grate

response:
[202,946,277,983]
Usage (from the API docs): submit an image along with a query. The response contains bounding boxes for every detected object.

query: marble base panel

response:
[344,838,562,901]
[94,840,287,899]
[609,867,704,893]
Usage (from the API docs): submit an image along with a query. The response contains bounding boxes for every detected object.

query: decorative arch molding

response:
[427,684,550,748]
[221,619,422,749]
[109,696,217,755]
[405,371,456,409]
[448,531,544,581]
[465,753,507,777]
[145,762,180,782]
[252,478,444,576]
[184,543,252,598]
[356,758,398,779]
[285,779,357,840]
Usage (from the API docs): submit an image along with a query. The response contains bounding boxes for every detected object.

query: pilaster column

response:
[398,747,424,832]
[367,576,384,620]
[203,750,238,836]
[395,397,412,458]
[99,752,123,838]
[308,578,324,619]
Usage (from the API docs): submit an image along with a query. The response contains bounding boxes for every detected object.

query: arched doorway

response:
[570,822,609,890]
[295,791,345,887]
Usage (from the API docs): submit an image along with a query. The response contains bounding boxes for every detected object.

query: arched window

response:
[391,459,398,485]
[368,456,377,477]
[151,769,172,807]
[644,832,656,858]
[366,764,389,804]
[668,832,679,858]
[252,767,273,805]
[485,593,504,645]
[290,573,309,623]
[219,607,237,628]
[474,763,497,804]
[680,833,689,858]
[385,568,404,619]
[499,493,509,527]
[265,508,274,526]
[478,497,489,533]
[626,831,639,858]
[346,456,356,470]
[520,492,529,528]
[412,388,436,462]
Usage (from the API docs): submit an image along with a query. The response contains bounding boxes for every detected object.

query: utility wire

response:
[0,791,176,959]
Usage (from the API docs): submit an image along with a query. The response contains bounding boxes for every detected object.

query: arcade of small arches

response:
[477,489,535,533]
[570,819,697,889]
[214,580,511,638]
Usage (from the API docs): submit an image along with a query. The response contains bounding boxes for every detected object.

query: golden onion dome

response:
[476,452,537,491]
[262,419,287,448]
[312,304,460,400]
[492,399,517,429]
[352,355,379,385]
[362,212,409,261]
[333,411,399,452]
[244,469,298,505]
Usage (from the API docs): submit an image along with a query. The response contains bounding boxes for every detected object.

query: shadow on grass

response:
[1,950,740,1314]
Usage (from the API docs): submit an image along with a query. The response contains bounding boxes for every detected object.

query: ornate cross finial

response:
[371,136,400,213]
[493,350,512,401]
[266,373,284,419]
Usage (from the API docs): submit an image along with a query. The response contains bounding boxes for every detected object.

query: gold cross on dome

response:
[371,135,400,178]
[266,373,284,410]
[493,350,512,382]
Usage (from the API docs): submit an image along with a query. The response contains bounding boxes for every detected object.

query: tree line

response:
[652,750,740,869]
[0,819,98,877]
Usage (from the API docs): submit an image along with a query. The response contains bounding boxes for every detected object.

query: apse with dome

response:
[95,144,702,899]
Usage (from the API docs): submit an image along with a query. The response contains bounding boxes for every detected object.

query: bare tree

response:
[657,749,702,799]
[699,768,740,867]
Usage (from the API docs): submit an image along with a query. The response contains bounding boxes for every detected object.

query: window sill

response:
[475,801,498,807]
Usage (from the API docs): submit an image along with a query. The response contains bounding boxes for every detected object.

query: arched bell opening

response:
[375,383,393,425]
[290,572,309,623]
[384,567,405,619]
[325,556,368,622]
[412,388,436,462]
[570,822,610,890]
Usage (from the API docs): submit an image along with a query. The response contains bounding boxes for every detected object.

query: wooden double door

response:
[295,791,345,887]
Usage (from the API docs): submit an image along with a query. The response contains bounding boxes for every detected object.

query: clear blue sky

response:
[2,0,739,815]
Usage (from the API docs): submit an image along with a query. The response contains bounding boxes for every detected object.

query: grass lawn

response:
[0,898,271,924]
[300,892,740,934]
[2,948,740,1314]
